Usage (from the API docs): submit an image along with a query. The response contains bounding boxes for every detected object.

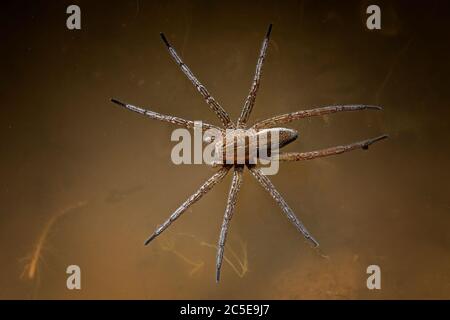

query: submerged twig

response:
[159,237,204,276]
[158,233,249,279]
[21,201,87,281]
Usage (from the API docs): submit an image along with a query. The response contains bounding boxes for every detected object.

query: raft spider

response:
[111,24,388,282]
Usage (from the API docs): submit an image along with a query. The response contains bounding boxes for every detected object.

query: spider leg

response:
[277,134,388,161]
[111,99,222,131]
[144,166,231,245]
[237,24,272,128]
[160,33,234,129]
[216,165,244,282]
[252,105,382,129]
[248,166,319,247]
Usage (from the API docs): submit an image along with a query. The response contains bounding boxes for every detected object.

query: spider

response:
[111,24,388,282]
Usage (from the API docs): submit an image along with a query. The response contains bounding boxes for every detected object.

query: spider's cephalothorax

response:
[111,24,388,282]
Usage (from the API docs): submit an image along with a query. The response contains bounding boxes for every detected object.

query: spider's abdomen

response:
[212,128,298,165]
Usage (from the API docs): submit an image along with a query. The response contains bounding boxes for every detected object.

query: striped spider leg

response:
[110,99,222,132]
[252,104,383,129]
[160,33,234,129]
[237,24,272,128]
[144,166,231,245]
[248,165,319,247]
[216,165,244,282]
[276,135,389,161]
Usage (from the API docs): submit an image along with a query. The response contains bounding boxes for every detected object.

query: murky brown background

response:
[1,0,449,299]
